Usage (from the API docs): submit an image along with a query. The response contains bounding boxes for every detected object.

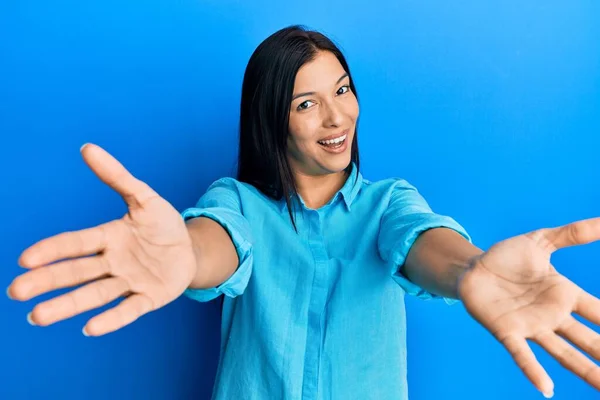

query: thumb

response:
[80,143,158,209]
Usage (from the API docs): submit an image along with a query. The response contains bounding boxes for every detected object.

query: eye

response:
[337,85,350,95]
[297,100,315,111]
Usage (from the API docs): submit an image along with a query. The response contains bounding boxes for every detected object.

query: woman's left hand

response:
[458,217,600,397]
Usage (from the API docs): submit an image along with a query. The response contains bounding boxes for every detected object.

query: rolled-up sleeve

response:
[377,179,472,305]
[181,178,253,303]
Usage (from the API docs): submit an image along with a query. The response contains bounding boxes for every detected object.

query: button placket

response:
[301,210,329,400]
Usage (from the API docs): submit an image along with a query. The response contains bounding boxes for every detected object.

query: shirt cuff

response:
[180,207,253,303]
[390,214,472,306]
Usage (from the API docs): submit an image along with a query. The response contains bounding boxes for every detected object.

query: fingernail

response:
[80,143,89,152]
[26,312,36,326]
[6,287,13,300]
[543,391,554,398]
[82,327,89,337]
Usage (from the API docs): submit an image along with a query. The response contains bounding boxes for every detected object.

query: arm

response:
[403,227,484,300]
[179,177,254,301]
[186,216,240,289]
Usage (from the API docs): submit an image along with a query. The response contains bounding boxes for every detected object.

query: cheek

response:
[347,97,360,120]
[287,128,310,158]
[289,116,320,144]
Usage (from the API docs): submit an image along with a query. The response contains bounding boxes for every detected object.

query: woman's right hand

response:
[7,144,199,337]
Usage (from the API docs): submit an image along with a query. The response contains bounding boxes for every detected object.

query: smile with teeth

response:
[317,134,347,148]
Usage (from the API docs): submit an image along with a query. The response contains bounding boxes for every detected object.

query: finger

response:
[534,331,600,390]
[557,317,600,361]
[29,277,129,327]
[528,217,600,252]
[83,293,155,337]
[8,254,111,301]
[575,290,600,326]
[17,221,114,269]
[499,334,554,397]
[80,143,159,209]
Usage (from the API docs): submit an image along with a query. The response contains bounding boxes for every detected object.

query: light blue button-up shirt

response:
[181,162,471,400]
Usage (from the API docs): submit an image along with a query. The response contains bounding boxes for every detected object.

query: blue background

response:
[1,1,599,399]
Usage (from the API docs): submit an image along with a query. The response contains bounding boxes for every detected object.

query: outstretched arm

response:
[404,217,600,397]
[403,227,483,299]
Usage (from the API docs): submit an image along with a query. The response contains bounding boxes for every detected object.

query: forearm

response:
[403,227,484,299]
[185,217,240,289]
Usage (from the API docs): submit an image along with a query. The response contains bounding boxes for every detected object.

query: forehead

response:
[293,51,346,90]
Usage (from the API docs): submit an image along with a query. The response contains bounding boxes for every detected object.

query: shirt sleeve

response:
[377,179,472,306]
[180,178,254,303]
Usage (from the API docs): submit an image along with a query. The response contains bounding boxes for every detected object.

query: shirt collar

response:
[278,161,363,213]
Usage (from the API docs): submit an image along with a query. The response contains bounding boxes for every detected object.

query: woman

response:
[7,25,600,399]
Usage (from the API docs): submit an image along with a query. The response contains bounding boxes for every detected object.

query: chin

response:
[321,155,352,174]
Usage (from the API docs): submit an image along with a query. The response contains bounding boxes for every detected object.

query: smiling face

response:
[287,51,359,177]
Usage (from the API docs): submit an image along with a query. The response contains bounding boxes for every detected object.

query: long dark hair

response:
[236,25,361,232]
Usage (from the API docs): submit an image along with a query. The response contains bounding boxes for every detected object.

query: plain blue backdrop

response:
[1,1,599,399]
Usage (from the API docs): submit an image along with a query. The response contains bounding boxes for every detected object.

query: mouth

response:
[317,130,349,149]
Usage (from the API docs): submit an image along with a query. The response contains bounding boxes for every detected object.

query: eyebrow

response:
[291,73,349,101]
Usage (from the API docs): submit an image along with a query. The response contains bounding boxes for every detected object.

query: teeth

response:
[318,134,347,145]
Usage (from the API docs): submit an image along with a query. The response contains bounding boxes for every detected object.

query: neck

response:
[293,168,349,210]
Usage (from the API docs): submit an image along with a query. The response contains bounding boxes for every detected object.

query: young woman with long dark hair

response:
[8,25,600,399]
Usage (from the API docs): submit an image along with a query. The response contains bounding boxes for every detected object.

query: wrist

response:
[456,253,484,301]
[186,223,206,289]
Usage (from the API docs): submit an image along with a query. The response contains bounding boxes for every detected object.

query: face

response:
[287,51,359,176]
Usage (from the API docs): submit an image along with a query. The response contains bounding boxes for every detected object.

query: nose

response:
[322,100,344,127]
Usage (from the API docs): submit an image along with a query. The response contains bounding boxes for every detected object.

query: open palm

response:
[458,219,600,397]
[7,144,198,336]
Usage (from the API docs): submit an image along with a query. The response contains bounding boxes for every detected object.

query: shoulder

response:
[204,177,275,208]
[206,177,260,195]
[356,176,428,214]
[361,176,419,196]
